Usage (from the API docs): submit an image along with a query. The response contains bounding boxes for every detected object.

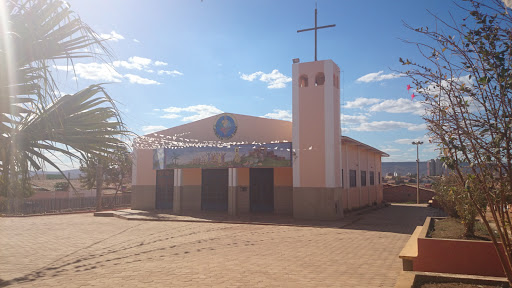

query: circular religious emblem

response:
[213,114,237,140]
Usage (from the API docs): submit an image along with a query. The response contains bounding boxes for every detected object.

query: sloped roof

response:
[137,113,292,148]
[136,113,388,158]
[341,136,390,157]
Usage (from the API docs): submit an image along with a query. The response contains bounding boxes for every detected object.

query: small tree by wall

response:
[54,182,70,192]
[433,174,486,237]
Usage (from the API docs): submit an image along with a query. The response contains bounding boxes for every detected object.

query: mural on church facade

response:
[153,142,292,169]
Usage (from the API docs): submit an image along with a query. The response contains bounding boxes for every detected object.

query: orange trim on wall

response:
[182,168,201,185]
[238,168,249,186]
[274,167,292,186]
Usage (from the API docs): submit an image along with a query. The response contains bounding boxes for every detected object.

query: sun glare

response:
[0,0,16,122]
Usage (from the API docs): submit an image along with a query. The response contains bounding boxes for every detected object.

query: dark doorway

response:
[156,169,174,210]
[250,168,274,212]
[201,169,228,211]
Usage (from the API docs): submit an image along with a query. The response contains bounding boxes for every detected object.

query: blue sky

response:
[52,0,470,169]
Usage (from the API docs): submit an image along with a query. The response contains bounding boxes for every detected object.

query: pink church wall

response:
[147,113,292,144]
[298,83,326,187]
[332,92,341,187]
[134,149,156,186]
[341,140,386,210]
[295,60,343,188]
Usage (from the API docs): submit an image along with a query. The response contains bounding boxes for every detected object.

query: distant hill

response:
[31,169,83,180]
[382,162,427,177]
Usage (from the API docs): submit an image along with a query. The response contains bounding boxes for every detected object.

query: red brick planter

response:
[402,217,510,278]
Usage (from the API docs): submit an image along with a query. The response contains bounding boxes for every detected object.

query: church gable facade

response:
[132,59,388,220]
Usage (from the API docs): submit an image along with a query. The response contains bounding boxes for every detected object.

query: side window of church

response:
[378,172,381,184]
[341,169,344,188]
[349,170,356,187]
[361,171,367,187]
[370,171,375,186]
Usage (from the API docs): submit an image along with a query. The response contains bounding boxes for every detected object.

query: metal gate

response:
[250,168,274,212]
[201,169,228,211]
[156,169,174,210]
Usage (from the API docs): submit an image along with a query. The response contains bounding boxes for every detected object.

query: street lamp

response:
[412,141,424,204]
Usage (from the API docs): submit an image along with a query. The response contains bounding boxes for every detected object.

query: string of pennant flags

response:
[132,132,316,152]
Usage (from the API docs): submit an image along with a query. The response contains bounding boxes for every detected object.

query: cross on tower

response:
[297,8,336,61]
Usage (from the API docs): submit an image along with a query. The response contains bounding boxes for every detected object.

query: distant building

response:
[427,159,436,176]
[427,158,447,176]
[435,159,444,176]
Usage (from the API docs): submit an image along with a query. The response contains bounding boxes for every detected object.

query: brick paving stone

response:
[0,204,444,287]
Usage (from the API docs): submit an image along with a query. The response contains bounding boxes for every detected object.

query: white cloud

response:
[241,71,263,81]
[124,74,160,85]
[158,70,183,77]
[344,98,381,109]
[113,57,177,75]
[381,148,401,153]
[418,75,473,97]
[133,39,140,43]
[351,121,427,132]
[160,114,180,119]
[142,125,167,134]
[408,123,427,131]
[240,69,292,89]
[341,113,368,124]
[99,31,125,42]
[369,98,426,115]
[54,63,123,82]
[113,56,152,70]
[160,105,223,122]
[394,135,430,145]
[356,71,404,83]
[262,109,292,121]
[344,97,425,115]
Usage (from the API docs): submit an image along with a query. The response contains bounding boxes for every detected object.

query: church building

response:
[131,58,388,220]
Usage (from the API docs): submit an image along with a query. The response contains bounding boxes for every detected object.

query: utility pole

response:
[96,163,103,211]
[412,141,423,204]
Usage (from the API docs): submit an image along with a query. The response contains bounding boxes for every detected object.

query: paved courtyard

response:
[0,204,444,287]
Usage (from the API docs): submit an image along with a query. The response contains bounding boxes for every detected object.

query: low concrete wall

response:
[274,186,293,215]
[384,184,434,203]
[181,185,201,212]
[293,187,343,220]
[131,185,156,210]
[413,217,509,277]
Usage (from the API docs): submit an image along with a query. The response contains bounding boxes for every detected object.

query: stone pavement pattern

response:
[0,204,444,287]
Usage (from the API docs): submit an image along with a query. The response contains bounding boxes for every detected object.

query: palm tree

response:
[0,0,130,213]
